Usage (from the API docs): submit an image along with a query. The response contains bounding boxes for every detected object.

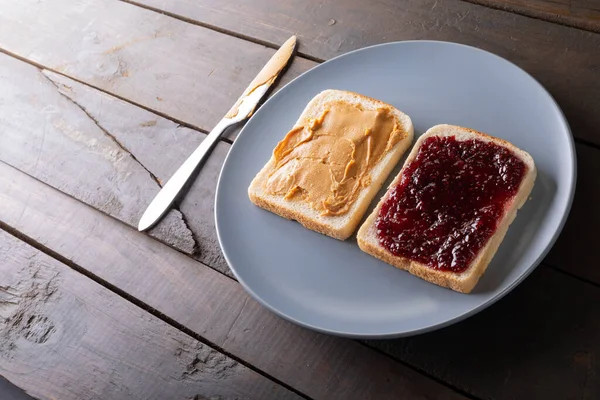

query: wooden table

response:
[0,0,598,399]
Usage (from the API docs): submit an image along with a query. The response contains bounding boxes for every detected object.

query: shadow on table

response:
[366,265,599,399]
[0,376,34,400]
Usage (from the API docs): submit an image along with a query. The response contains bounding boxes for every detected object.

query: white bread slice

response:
[248,89,414,240]
[357,124,537,293]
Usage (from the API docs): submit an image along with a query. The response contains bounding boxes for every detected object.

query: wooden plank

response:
[0,51,196,256]
[463,0,600,33]
[366,267,600,400]
[127,0,600,147]
[43,69,231,275]
[0,163,467,400]
[0,231,302,400]
[546,143,600,283]
[0,0,315,137]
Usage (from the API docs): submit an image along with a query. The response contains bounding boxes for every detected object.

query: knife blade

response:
[138,35,297,232]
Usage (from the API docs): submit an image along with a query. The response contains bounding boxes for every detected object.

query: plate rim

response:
[215,40,577,338]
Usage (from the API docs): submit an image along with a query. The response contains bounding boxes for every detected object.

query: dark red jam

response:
[375,136,526,273]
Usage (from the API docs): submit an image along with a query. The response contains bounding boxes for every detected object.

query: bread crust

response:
[357,124,537,293]
[248,89,414,240]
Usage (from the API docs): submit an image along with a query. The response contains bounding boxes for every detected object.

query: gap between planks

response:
[0,47,213,136]
[0,222,314,400]
[460,0,600,34]
[574,137,600,152]
[41,70,203,253]
[355,341,482,400]
[120,0,600,57]
[120,0,326,63]
[0,229,305,400]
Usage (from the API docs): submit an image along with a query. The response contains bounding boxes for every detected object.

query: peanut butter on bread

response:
[265,100,405,216]
[248,89,414,240]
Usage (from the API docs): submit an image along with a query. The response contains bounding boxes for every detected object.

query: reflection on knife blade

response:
[226,35,297,119]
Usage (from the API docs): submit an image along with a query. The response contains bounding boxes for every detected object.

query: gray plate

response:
[215,41,576,338]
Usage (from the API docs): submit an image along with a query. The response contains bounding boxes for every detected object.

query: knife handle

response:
[138,118,235,231]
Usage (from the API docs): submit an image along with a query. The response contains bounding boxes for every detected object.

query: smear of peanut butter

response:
[265,100,404,215]
[226,35,296,119]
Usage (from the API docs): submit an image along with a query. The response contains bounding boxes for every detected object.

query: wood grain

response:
[0,162,467,400]
[128,0,600,148]
[43,70,231,275]
[0,231,302,400]
[463,0,600,32]
[367,267,600,400]
[0,0,315,137]
[0,52,196,255]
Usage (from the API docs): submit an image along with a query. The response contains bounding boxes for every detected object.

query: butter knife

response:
[138,35,297,231]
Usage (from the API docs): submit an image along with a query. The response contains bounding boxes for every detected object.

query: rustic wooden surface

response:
[0,0,315,137]
[0,230,302,400]
[43,69,231,274]
[0,52,196,255]
[1,0,599,398]
[367,267,600,400]
[463,0,600,32]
